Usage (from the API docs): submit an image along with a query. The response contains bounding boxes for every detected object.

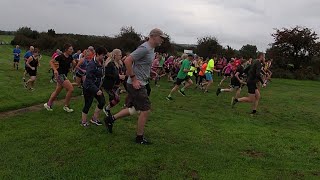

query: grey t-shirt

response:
[127,42,155,86]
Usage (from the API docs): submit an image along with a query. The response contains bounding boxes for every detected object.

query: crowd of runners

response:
[11,28,273,145]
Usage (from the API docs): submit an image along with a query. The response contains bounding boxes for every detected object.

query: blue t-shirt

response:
[72,53,80,60]
[13,48,21,60]
[24,51,32,61]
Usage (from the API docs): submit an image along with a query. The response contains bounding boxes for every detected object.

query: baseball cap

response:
[149,28,168,38]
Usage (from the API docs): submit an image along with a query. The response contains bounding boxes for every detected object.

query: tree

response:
[239,44,257,59]
[155,33,174,54]
[48,29,56,37]
[16,27,33,38]
[115,26,142,52]
[222,45,239,60]
[268,26,320,70]
[196,36,223,58]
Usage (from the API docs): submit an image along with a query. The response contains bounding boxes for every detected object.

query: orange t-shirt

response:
[199,63,207,76]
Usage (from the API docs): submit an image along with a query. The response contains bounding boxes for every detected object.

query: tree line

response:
[2,25,319,80]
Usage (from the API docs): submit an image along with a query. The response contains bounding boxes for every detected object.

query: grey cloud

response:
[0,0,319,51]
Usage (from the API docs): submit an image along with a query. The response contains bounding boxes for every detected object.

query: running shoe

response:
[136,136,152,145]
[178,90,186,96]
[44,103,53,111]
[166,96,173,101]
[90,119,103,126]
[216,88,221,96]
[80,121,90,127]
[63,106,74,113]
[24,82,28,89]
[103,107,110,116]
[29,88,35,91]
[104,114,115,133]
[231,97,238,108]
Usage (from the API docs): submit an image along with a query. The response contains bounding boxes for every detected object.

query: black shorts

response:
[126,84,151,111]
[247,81,257,94]
[76,71,86,78]
[224,73,231,77]
[165,67,171,73]
[56,74,68,85]
[14,59,20,63]
[28,70,37,76]
[176,76,190,85]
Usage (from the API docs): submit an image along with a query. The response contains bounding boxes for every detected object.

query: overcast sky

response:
[1,0,319,51]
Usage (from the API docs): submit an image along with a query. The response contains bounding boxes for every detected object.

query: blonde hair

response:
[181,54,188,59]
[111,49,122,61]
[83,50,90,58]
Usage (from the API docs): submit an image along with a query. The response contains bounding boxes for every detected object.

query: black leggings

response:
[193,72,199,84]
[82,88,106,114]
[107,87,120,108]
[198,76,205,85]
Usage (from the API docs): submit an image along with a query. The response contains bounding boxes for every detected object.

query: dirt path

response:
[0,96,81,120]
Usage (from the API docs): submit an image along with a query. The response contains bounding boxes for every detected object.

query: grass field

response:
[0,35,13,43]
[1,37,320,179]
[0,36,81,112]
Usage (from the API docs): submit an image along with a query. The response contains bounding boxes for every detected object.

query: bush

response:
[11,35,35,47]
[35,34,57,50]
[272,68,295,79]
[294,68,318,80]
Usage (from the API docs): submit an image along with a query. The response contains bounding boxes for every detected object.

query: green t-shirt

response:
[159,57,165,67]
[177,59,191,79]
[206,59,215,72]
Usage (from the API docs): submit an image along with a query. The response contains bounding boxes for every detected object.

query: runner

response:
[24,48,40,91]
[231,53,267,115]
[204,55,220,93]
[104,28,167,144]
[151,54,161,87]
[197,58,208,89]
[264,59,273,84]
[44,43,76,113]
[73,50,91,88]
[13,45,21,70]
[49,49,61,83]
[218,59,234,86]
[216,59,246,98]
[158,53,165,76]
[164,56,174,82]
[23,46,34,82]
[81,47,107,127]
[193,56,200,85]
[216,57,224,76]
[72,50,81,63]
[166,54,194,100]
[102,49,125,113]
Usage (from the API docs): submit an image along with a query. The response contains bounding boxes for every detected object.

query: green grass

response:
[1,42,320,179]
[0,43,81,112]
[0,35,14,43]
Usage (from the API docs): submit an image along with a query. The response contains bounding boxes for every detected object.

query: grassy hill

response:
[0,37,320,179]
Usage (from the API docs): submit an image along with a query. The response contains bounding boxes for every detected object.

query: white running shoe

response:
[44,103,53,111]
[63,106,74,113]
